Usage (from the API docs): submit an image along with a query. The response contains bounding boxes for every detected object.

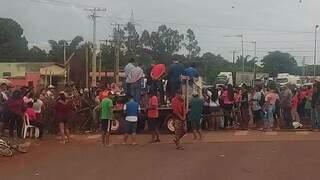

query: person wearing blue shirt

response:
[167,60,184,98]
[184,64,199,78]
[123,95,140,145]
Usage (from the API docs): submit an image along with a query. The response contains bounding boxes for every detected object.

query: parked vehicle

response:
[216,71,269,87]
[276,73,302,86]
[216,72,233,87]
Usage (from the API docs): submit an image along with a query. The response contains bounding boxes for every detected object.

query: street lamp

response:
[247,41,257,79]
[314,25,319,78]
[224,34,244,72]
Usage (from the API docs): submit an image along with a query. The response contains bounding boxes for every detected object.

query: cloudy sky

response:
[1,0,320,65]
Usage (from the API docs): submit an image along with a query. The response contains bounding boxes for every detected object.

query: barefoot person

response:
[99,92,114,147]
[123,95,140,145]
[54,92,72,144]
[172,90,186,150]
[189,93,204,140]
[147,90,160,143]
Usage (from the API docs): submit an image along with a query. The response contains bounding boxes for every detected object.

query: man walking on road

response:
[123,95,140,145]
[147,91,160,143]
[99,92,113,147]
[172,91,186,150]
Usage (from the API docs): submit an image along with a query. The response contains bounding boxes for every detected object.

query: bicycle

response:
[0,138,28,157]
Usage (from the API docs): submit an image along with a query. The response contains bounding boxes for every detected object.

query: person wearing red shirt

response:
[54,92,73,144]
[7,90,25,138]
[291,90,300,123]
[147,91,160,143]
[171,91,186,150]
[25,102,44,138]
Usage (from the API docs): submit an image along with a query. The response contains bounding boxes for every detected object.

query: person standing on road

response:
[99,92,114,147]
[264,89,279,131]
[240,84,250,130]
[189,93,204,140]
[220,84,235,129]
[54,92,73,144]
[147,91,160,143]
[311,83,320,131]
[251,86,263,130]
[123,95,140,145]
[7,90,25,138]
[280,85,293,129]
[172,90,186,150]
[291,90,301,123]
[0,83,8,136]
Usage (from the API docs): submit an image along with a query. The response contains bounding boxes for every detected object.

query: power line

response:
[84,7,107,87]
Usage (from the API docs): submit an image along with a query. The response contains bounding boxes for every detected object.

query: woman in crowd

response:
[23,91,34,104]
[240,84,250,130]
[311,83,320,131]
[54,92,73,143]
[291,90,300,123]
[7,90,25,138]
[264,88,279,131]
[251,86,264,130]
[221,84,235,129]
[25,102,44,138]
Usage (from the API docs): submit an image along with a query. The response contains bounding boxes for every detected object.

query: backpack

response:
[259,92,265,107]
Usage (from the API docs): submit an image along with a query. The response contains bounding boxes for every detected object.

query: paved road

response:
[1,132,320,180]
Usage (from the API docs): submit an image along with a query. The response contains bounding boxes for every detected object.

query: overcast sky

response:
[1,0,320,65]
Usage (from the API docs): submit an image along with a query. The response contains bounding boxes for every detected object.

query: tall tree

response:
[0,18,28,58]
[261,51,298,76]
[48,36,84,63]
[124,22,140,56]
[149,25,184,55]
[28,46,47,60]
[184,29,201,58]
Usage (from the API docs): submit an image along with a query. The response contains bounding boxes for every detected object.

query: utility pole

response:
[241,35,244,72]
[111,23,124,84]
[224,34,244,71]
[85,7,106,87]
[85,46,89,88]
[314,25,319,78]
[248,41,257,79]
[302,56,306,76]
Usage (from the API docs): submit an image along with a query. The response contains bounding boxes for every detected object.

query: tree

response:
[149,25,184,55]
[184,29,200,58]
[29,46,47,59]
[124,22,140,56]
[0,18,28,58]
[261,51,298,76]
[48,36,84,63]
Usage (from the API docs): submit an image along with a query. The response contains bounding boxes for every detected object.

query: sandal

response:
[176,146,185,150]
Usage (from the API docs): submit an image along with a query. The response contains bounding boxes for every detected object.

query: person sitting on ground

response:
[189,93,204,140]
[123,94,140,145]
[25,102,44,138]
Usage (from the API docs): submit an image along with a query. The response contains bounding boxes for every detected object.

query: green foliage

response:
[0,18,28,58]
[184,29,201,58]
[261,51,299,77]
[28,46,47,59]
[48,36,84,63]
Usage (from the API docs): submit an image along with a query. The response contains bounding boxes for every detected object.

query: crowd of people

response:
[1,57,320,151]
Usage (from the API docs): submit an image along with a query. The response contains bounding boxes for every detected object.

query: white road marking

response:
[234,131,248,136]
[265,132,278,136]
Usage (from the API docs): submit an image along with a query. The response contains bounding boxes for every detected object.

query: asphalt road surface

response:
[1,132,320,180]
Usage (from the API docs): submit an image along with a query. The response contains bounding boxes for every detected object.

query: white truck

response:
[216,72,233,87]
[216,71,268,87]
[276,73,302,87]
